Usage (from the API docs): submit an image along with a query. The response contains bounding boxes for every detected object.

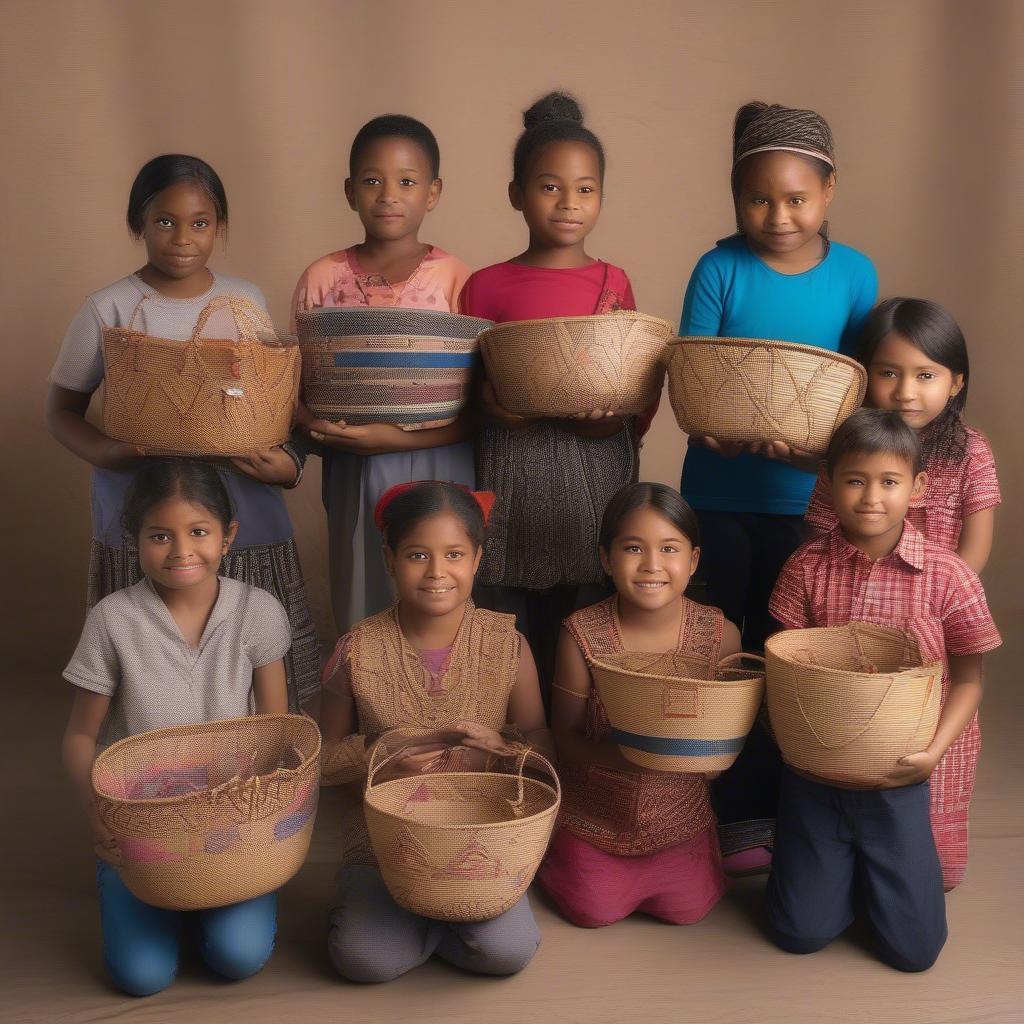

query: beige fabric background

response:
[2,3,1022,1021]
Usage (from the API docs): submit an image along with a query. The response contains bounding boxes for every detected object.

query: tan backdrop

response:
[3,0,1021,671]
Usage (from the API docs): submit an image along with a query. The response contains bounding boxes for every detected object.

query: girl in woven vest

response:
[538,483,741,926]
[318,480,551,982]
[45,154,319,711]
[61,460,291,995]
[676,102,879,874]
[290,115,474,635]
[767,411,999,965]
[459,91,644,707]
[805,298,999,574]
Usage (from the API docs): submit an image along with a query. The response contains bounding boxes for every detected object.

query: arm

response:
[306,410,473,455]
[252,659,289,714]
[956,508,995,574]
[504,637,554,762]
[720,618,743,659]
[44,383,144,470]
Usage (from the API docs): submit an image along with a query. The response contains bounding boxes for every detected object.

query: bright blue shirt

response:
[678,235,878,515]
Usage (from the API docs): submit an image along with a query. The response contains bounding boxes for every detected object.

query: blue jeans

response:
[96,861,277,996]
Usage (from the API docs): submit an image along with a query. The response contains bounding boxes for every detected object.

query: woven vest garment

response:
[339,601,519,864]
[560,596,722,856]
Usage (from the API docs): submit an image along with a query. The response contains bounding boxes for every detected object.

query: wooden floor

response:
[7,659,1023,1024]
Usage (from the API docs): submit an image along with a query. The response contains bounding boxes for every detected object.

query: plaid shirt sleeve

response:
[962,432,1001,517]
[936,552,1002,657]
[769,550,816,629]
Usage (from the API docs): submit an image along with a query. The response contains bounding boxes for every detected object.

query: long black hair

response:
[122,460,233,538]
[126,155,228,237]
[857,297,970,462]
[512,91,605,187]
[599,483,700,552]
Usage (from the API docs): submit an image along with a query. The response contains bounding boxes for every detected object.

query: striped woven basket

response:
[666,336,867,454]
[590,651,766,772]
[91,715,321,910]
[296,308,493,429]
[364,740,560,922]
[765,623,942,787]
[479,312,673,418]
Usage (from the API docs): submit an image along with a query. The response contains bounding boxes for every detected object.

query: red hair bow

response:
[373,481,496,532]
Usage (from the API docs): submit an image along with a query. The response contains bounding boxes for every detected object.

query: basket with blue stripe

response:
[590,652,765,773]
[296,308,493,429]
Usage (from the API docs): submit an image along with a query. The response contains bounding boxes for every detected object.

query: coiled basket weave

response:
[91,715,321,910]
[364,741,560,922]
[590,651,766,772]
[296,307,493,429]
[479,312,673,418]
[765,623,942,787]
[102,295,299,456]
[667,336,866,454]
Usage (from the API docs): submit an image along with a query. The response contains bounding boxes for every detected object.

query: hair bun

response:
[733,101,772,147]
[523,91,584,130]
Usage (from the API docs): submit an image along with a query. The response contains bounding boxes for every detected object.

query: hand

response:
[479,380,531,430]
[749,440,821,473]
[704,770,723,781]
[90,806,122,866]
[98,438,146,471]
[230,447,299,486]
[308,419,410,454]
[882,749,938,788]
[570,406,619,421]
[691,435,750,459]
[451,720,516,756]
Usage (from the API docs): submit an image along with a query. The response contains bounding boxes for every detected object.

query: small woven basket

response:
[102,295,299,456]
[296,307,493,429]
[364,740,560,922]
[666,336,867,454]
[92,714,321,910]
[765,623,942,787]
[590,651,766,772]
[479,312,673,418]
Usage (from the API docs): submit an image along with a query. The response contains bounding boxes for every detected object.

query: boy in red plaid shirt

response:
[766,410,1000,970]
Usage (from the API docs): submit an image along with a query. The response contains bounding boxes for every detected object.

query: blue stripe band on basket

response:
[610,729,746,756]
[332,352,476,369]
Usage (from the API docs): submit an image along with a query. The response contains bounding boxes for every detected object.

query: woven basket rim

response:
[668,335,865,374]
[589,653,765,687]
[295,308,494,329]
[765,627,942,679]
[364,770,560,831]
[92,714,322,807]
[480,310,674,336]
[298,334,479,345]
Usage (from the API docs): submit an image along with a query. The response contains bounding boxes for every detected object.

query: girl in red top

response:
[805,298,1000,572]
[460,91,641,702]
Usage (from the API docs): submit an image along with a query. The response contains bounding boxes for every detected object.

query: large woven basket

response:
[364,741,560,922]
[296,307,493,429]
[92,714,321,910]
[590,651,766,772]
[667,336,867,454]
[479,312,673,418]
[765,623,942,787]
[103,295,299,456]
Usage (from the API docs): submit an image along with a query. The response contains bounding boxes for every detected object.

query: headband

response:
[733,144,835,170]
[373,481,496,533]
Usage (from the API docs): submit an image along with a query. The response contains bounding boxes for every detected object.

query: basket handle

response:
[364,730,453,793]
[505,745,561,818]
[188,295,275,348]
[716,652,766,671]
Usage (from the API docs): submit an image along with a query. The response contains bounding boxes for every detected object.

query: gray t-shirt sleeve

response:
[244,588,293,667]
[50,297,106,392]
[63,603,120,696]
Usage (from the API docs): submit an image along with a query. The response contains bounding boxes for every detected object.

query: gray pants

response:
[328,866,541,983]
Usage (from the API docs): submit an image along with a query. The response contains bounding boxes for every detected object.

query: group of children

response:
[48,91,1001,995]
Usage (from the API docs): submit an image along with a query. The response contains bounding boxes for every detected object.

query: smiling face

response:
[139,181,219,284]
[600,506,699,612]
[510,140,602,251]
[137,494,237,597]
[734,150,834,262]
[384,511,482,620]
[866,330,964,431]
[344,136,440,244]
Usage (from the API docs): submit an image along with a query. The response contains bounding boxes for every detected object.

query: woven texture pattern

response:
[364,744,559,922]
[765,623,942,787]
[296,307,492,429]
[102,296,299,456]
[667,336,866,454]
[92,714,320,910]
[480,312,673,417]
[591,651,766,773]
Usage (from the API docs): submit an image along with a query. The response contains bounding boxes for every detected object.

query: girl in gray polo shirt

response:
[62,461,292,996]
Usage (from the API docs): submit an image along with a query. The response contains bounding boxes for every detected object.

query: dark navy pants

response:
[765,766,947,972]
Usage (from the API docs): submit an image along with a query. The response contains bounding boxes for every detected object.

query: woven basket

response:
[364,741,560,922]
[479,312,673,418]
[590,651,766,772]
[296,307,493,429]
[765,623,942,787]
[102,295,299,456]
[666,336,867,454]
[92,714,321,910]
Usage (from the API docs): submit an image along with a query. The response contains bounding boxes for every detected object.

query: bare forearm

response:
[46,404,110,467]
[62,731,98,810]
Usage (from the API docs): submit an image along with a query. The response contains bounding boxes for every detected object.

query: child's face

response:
[735,151,834,258]
[866,330,964,431]
[345,137,440,243]
[384,512,481,620]
[509,140,602,250]
[137,496,238,594]
[830,451,927,548]
[140,181,219,281]
[599,506,699,612]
